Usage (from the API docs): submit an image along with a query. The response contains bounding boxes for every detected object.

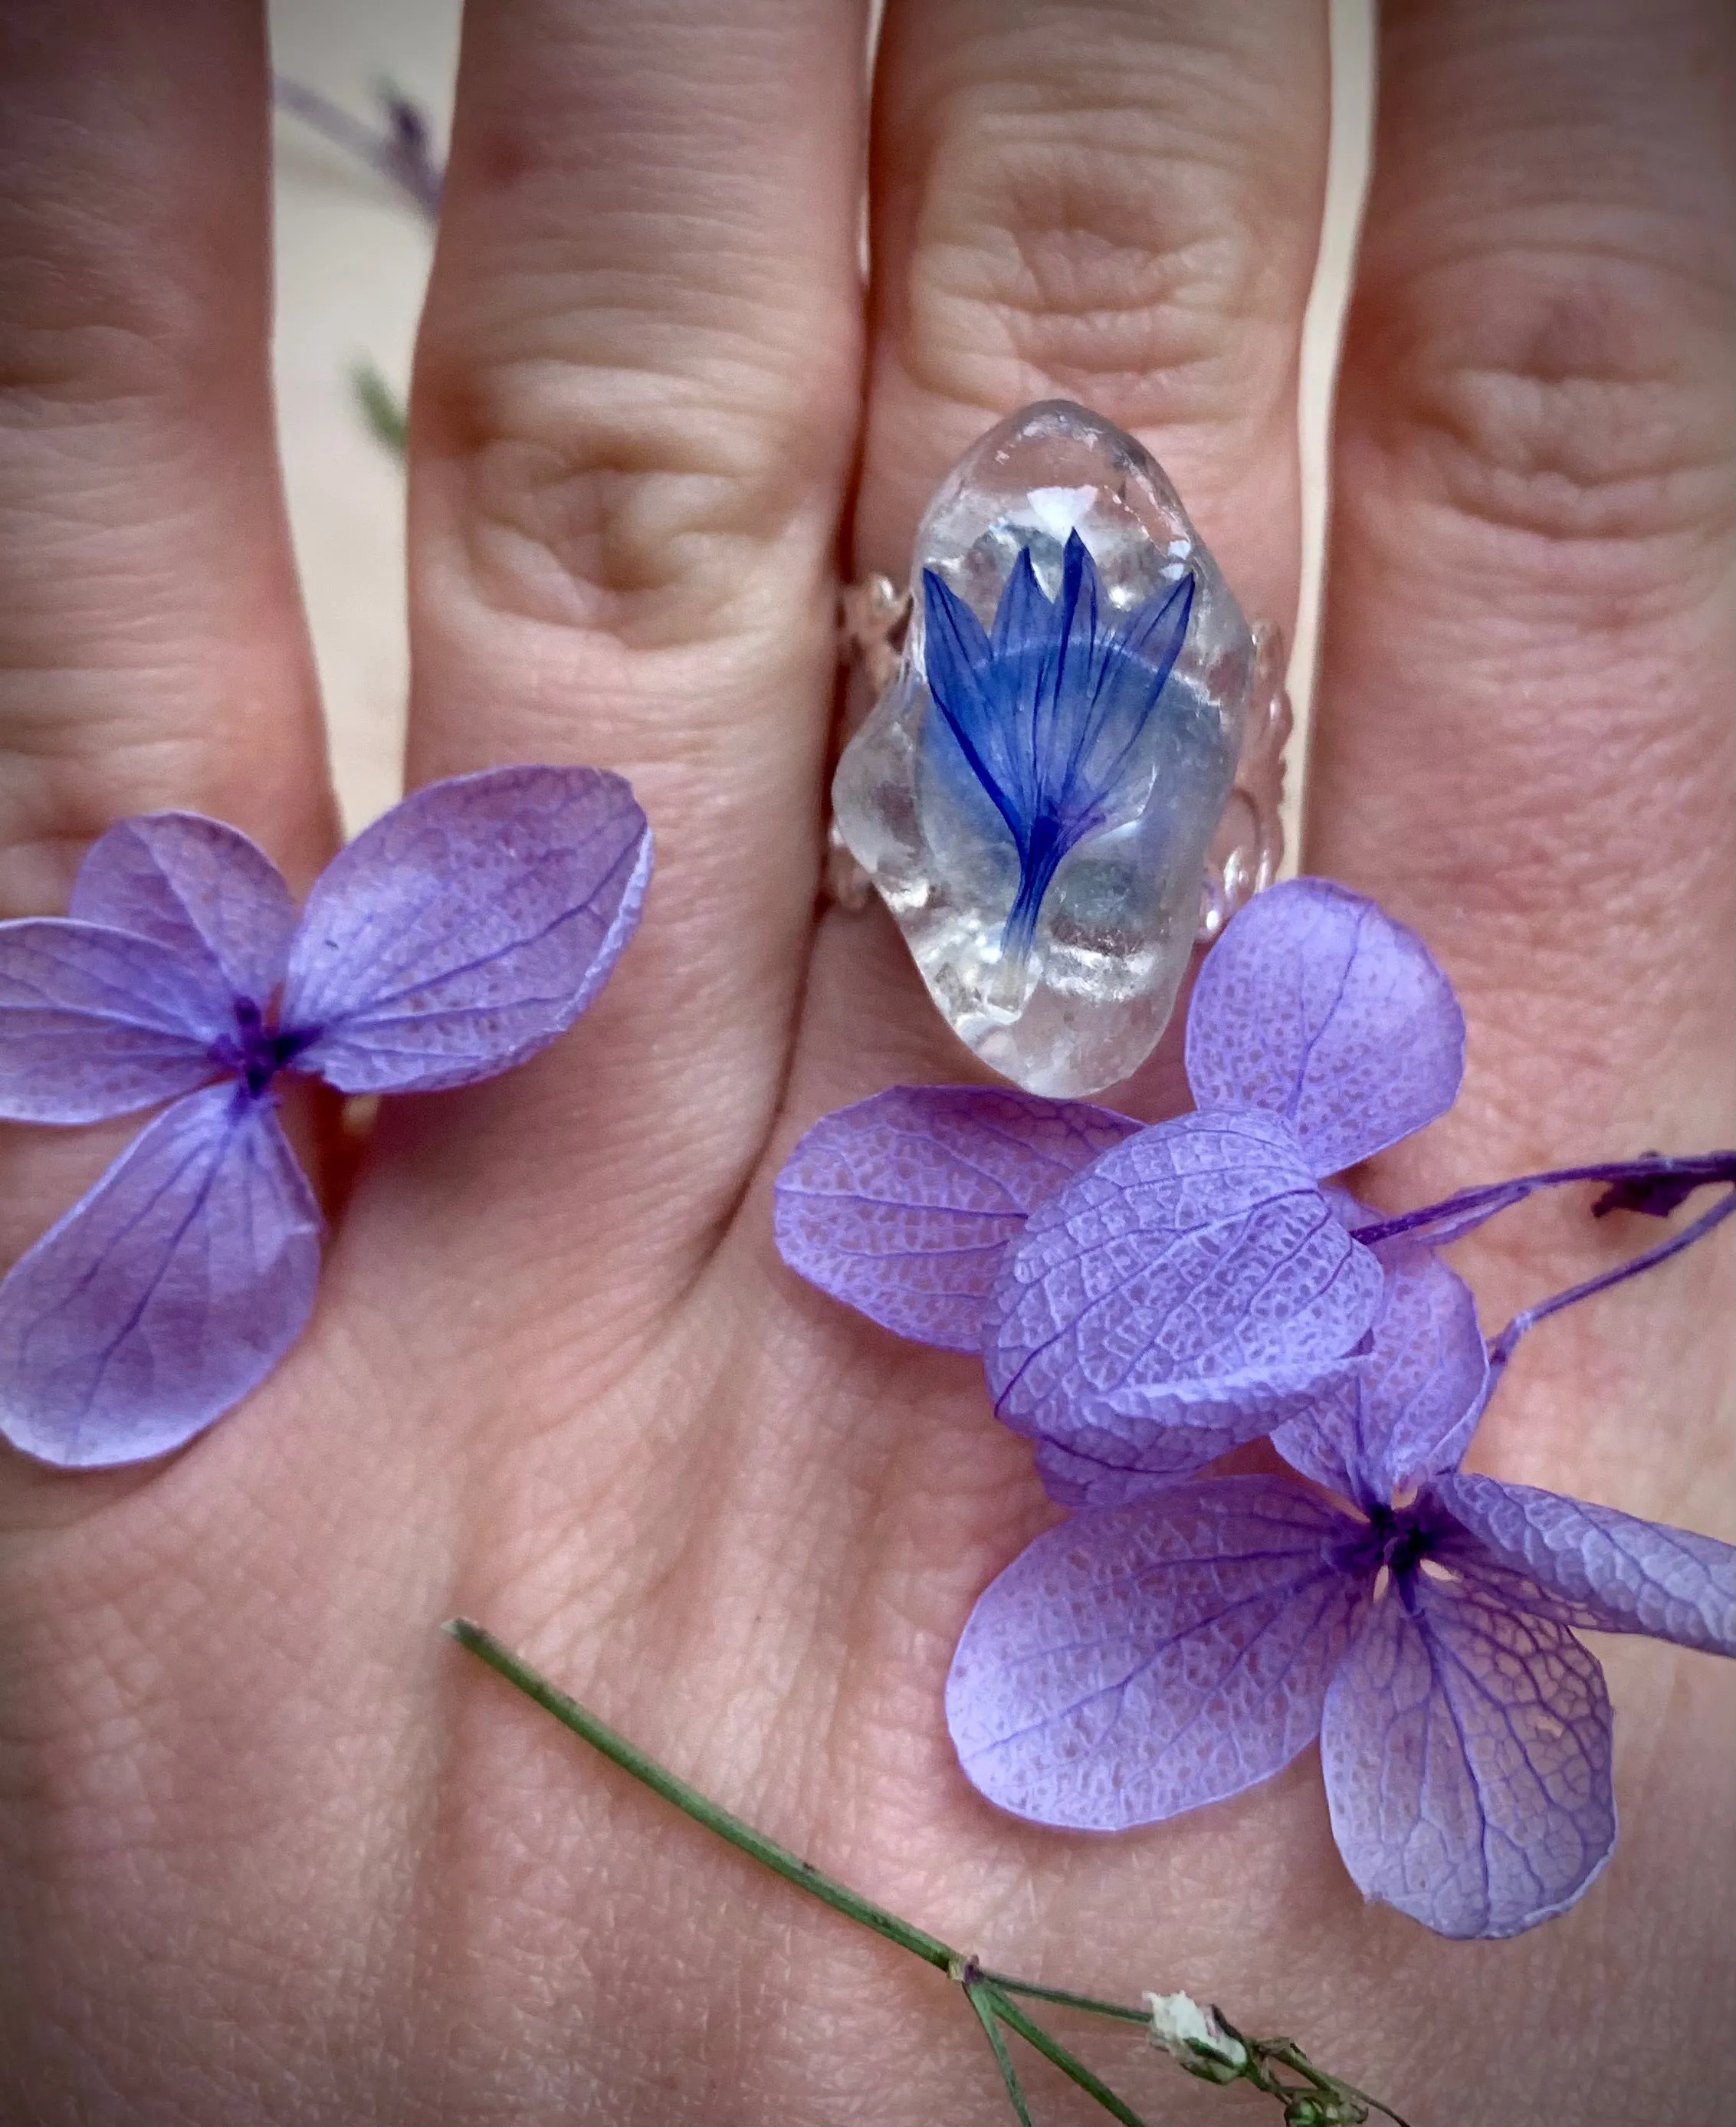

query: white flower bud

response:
[1144,1991,1249,2080]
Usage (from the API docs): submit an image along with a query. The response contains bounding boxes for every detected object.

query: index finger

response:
[403,0,867,1266]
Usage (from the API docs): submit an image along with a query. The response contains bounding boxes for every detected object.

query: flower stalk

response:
[445,1617,1410,2127]
[1346,1150,1734,1252]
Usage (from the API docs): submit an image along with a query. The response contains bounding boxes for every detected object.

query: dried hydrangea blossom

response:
[0,767,650,1469]
[943,1237,1734,1940]
[777,878,1465,1480]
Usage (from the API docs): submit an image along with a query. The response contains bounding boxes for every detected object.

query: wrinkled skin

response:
[1,3,1731,2122]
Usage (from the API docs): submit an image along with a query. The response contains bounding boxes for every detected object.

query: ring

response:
[831,400,1291,1099]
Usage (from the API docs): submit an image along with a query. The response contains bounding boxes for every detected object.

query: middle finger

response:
[799,0,1334,1101]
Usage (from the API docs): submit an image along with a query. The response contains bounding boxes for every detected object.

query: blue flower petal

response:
[921,533,1195,963]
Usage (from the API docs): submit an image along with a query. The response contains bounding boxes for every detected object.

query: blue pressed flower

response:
[921,531,1194,971]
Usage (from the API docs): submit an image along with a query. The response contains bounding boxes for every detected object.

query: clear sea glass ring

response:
[831,400,1291,1101]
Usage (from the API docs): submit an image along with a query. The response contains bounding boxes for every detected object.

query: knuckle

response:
[415,336,856,652]
[903,119,1320,436]
[1352,244,1734,580]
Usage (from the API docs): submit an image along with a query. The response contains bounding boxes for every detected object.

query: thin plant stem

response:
[272,74,443,216]
[966,1984,1035,2127]
[1347,1150,1734,1251]
[976,1971,1150,2025]
[984,1987,1150,2127]
[445,1618,955,1972]
[1259,2040,1413,2127]
[1488,1189,1736,1378]
[351,361,408,458]
[446,1619,1409,2127]
[449,1620,1160,2123]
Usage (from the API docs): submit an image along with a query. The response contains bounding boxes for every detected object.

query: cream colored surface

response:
[268,0,1373,849]
[269,0,459,835]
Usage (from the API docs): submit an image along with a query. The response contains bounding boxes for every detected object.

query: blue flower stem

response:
[1487,1187,1735,1383]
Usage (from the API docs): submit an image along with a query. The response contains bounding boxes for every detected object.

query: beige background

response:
[267,0,1375,858]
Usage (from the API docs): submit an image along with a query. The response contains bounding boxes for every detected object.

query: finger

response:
[1306,0,1734,1516]
[0,1,333,917]
[0,2,336,1284]
[402,0,866,1262]
[797,0,1332,1104]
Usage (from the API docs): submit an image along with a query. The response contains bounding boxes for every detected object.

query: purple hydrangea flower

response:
[0,767,649,1469]
[776,878,1465,1483]
[943,1237,1735,1939]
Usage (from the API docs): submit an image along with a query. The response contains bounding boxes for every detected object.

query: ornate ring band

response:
[829,400,1291,1099]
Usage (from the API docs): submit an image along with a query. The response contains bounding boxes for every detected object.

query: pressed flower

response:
[777,878,1465,1483]
[0,766,649,1468]
[921,532,1195,973]
[943,1238,1734,1938]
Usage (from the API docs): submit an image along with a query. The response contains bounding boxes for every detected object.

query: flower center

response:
[1333,1500,1443,1590]
[1373,1505,1435,1580]
[212,999,316,1099]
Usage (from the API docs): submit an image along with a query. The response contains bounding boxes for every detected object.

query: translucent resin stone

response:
[835,401,1278,1097]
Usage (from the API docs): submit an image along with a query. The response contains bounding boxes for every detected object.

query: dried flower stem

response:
[1488,1188,1736,1384]
[1347,1150,1734,1251]
[271,75,443,217]
[445,1617,1409,2127]
[350,361,408,457]
[274,75,441,462]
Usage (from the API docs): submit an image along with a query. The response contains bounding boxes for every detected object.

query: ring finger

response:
[794,0,1333,1108]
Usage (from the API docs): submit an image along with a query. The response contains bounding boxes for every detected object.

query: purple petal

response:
[1273,1244,1488,1508]
[946,1476,1365,1829]
[71,812,297,1012]
[773,1085,1137,1352]
[1030,1410,1288,1505]
[985,1108,1383,1466]
[281,767,651,1094]
[1431,1473,1734,1656]
[1321,1574,1615,1938]
[0,1084,321,1468]
[1186,879,1465,1177]
[1029,1370,1387,1503]
[0,921,223,1122]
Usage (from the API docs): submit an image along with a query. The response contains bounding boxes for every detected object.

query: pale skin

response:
[0,0,1731,2120]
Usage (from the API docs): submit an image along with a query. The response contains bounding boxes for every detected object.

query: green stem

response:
[446,1620,1406,2127]
[966,1984,1035,2127]
[1259,2043,1413,2127]
[350,359,408,458]
[978,1971,1151,2025]
[445,1618,956,1973]
[984,1987,1151,2127]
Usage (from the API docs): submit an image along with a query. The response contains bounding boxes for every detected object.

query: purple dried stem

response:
[272,74,443,220]
[1348,1151,1735,1251]
[1485,1187,1736,1387]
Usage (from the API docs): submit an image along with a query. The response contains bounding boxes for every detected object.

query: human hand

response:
[2,2,1730,2122]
